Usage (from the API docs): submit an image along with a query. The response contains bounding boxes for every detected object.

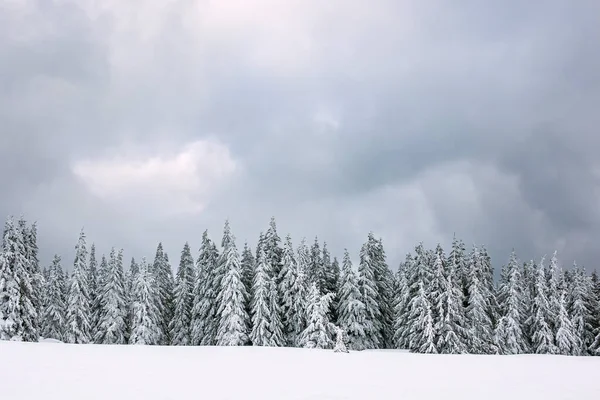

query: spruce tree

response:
[190,231,220,346]
[589,270,600,355]
[0,218,33,340]
[528,257,557,354]
[152,243,175,345]
[21,220,42,341]
[65,229,92,344]
[130,258,161,345]
[407,281,436,353]
[299,282,335,349]
[436,249,467,354]
[216,233,250,346]
[393,253,414,349]
[555,289,578,355]
[494,251,527,354]
[279,234,299,345]
[240,241,255,303]
[250,245,272,346]
[263,217,283,281]
[320,242,332,295]
[125,257,138,337]
[289,238,310,346]
[372,236,395,348]
[268,277,285,346]
[94,248,128,344]
[170,243,196,346]
[88,244,99,325]
[465,246,494,354]
[309,238,323,290]
[357,239,382,349]
[337,250,369,350]
[93,255,108,333]
[568,266,594,355]
[546,251,561,336]
[41,255,66,341]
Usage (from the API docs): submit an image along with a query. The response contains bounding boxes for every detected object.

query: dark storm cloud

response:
[1,0,599,272]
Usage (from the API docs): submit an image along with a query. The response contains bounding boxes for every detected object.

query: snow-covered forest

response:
[1,215,599,355]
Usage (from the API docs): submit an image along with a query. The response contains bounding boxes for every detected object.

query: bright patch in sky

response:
[72,139,237,215]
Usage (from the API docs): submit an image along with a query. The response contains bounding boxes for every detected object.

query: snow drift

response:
[1,341,598,400]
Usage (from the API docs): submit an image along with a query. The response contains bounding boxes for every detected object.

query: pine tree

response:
[555,289,578,355]
[21,220,42,341]
[152,243,175,345]
[546,251,561,336]
[170,243,196,346]
[337,250,369,351]
[465,246,494,354]
[333,326,349,353]
[88,244,99,326]
[263,217,283,281]
[429,249,446,346]
[568,266,594,355]
[494,251,528,354]
[435,248,467,354]
[216,233,250,346]
[94,248,128,344]
[240,241,255,303]
[250,245,272,346]
[268,277,285,346]
[321,242,332,295]
[309,238,323,290]
[528,257,557,354]
[190,231,220,346]
[130,258,161,345]
[357,239,382,349]
[393,253,413,349]
[590,270,600,355]
[0,218,30,340]
[124,257,138,337]
[289,238,310,346]
[279,234,299,345]
[93,255,108,333]
[299,282,335,349]
[41,255,66,341]
[407,281,436,353]
[65,229,92,344]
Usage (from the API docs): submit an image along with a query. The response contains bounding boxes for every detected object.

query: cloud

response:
[72,139,238,216]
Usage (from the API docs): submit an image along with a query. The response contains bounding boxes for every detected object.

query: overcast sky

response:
[1,0,599,272]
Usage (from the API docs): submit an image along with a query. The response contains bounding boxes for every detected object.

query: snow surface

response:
[1,341,599,399]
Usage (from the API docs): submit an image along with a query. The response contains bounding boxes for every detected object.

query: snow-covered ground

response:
[1,341,598,399]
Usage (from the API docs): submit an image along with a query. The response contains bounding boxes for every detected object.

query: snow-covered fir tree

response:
[299,282,335,349]
[435,248,467,354]
[152,243,175,345]
[337,250,369,351]
[125,257,139,338]
[465,247,495,354]
[279,234,300,345]
[190,231,220,346]
[268,277,285,346]
[528,256,557,354]
[407,280,437,353]
[250,245,272,346]
[309,237,323,290]
[590,270,600,355]
[20,219,42,341]
[263,217,283,281]
[92,255,108,333]
[568,266,595,355]
[216,232,250,346]
[555,289,579,355]
[357,239,383,349]
[287,238,310,346]
[65,229,92,344]
[0,218,33,341]
[494,251,528,354]
[41,255,66,341]
[94,248,128,344]
[88,244,98,325]
[170,243,195,346]
[240,241,255,304]
[546,251,561,336]
[130,258,161,345]
[393,253,414,349]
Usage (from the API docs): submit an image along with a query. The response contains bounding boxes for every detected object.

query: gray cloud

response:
[1,0,599,273]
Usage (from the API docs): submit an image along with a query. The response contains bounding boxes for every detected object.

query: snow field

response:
[1,341,599,400]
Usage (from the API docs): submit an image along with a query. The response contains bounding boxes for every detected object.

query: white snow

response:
[1,341,598,399]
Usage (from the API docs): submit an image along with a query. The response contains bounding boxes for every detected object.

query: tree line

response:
[1,215,599,355]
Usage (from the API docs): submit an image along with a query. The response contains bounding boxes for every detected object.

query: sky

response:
[1,0,600,273]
